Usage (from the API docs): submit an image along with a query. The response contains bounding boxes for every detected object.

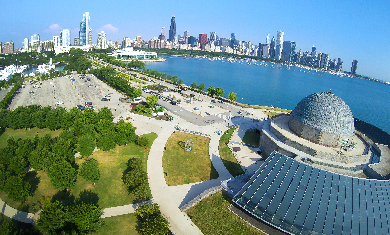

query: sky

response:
[1,0,389,82]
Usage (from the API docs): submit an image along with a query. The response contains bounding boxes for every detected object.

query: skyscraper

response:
[266,33,270,44]
[199,34,207,49]
[183,30,189,44]
[168,14,176,42]
[351,60,358,75]
[269,37,276,59]
[210,32,217,42]
[74,37,80,46]
[230,33,236,49]
[23,38,29,52]
[275,30,284,60]
[88,28,92,45]
[79,12,90,46]
[311,46,316,58]
[31,34,40,43]
[53,36,60,47]
[60,29,71,46]
[97,31,107,49]
[159,27,166,41]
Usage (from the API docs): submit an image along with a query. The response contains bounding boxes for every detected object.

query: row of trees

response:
[90,66,142,99]
[63,48,92,73]
[0,51,71,68]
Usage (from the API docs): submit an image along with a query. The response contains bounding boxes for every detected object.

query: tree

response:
[228,91,237,102]
[215,87,224,97]
[178,79,183,85]
[136,203,170,235]
[115,120,137,145]
[190,82,197,89]
[146,95,159,108]
[207,86,216,96]
[197,83,205,91]
[96,130,116,151]
[70,202,104,234]
[3,175,31,202]
[48,161,77,190]
[136,136,149,147]
[77,134,96,158]
[37,201,69,235]
[122,158,149,198]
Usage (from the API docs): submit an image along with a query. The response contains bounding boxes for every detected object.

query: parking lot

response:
[9,73,133,118]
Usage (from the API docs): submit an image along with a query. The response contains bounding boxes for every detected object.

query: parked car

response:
[101,97,109,101]
[88,84,93,87]
[55,101,64,105]
[77,105,85,110]
[194,107,199,110]
[85,101,92,106]
[171,100,177,105]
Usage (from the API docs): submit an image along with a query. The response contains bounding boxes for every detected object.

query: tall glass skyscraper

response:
[168,14,176,42]
[79,12,90,46]
[60,29,71,46]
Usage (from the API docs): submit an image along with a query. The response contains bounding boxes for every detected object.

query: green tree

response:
[215,87,224,97]
[228,92,237,101]
[146,95,159,108]
[178,78,183,85]
[190,82,197,89]
[37,201,69,235]
[207,86,216,96]
[197,83,205,91]
[115,120,136,145]
[122,158,149,198]
[80,159,100,184]
[70,203,104,235]
[3,175,31,202]
[77,134,96,157]
[96,130,117,151]
[136,203,170,235]
[48,161,77,190]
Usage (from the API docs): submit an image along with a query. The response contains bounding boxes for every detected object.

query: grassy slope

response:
[99,213,139,235]
[186,191,264,235]
[218,128,245,177]
[162,131,218,186]
[0,127,63,148]
[242,131,260,148]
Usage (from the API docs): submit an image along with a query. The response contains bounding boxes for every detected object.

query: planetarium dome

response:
[288,92,355,147]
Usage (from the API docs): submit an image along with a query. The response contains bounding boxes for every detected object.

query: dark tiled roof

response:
[291,92,355,135]
[233,152,390,235]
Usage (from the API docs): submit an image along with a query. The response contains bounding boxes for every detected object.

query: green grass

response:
[0,132,157,212]
[242,130,260,148]
[98,213,139,235]
[219,128,245,177]
[162,131,219,186]
[0,127,63,148]
[186,192,264,235]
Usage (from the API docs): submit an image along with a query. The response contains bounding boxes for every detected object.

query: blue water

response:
[22,64,66,75]
[145,56,390,134]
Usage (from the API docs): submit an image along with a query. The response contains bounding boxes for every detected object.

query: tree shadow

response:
[75,190,99,206]
[177,140,185,149]
[25,171,40,196]
[51,190,75,206]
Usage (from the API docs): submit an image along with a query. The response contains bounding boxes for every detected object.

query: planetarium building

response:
[227,92,390,235]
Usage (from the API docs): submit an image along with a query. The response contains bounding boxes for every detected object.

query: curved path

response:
[147,112,233,234]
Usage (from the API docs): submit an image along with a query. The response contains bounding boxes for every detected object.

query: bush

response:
[136,136,149,147]
[136,203,170,235]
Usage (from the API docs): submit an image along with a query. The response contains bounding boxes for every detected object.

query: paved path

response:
[0,198,35,224]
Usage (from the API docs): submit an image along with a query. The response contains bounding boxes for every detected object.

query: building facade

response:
[2,41,14,54]
[351,60,358,75]
[275,30,284,60]
[60,29,71,46]
[97,31,107,49]
[79,12,90,46]
[168,14,176,42]
[53,36,60,47]
[23,38,29,52]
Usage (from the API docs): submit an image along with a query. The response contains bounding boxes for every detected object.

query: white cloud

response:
[49,24,61,30]
[99,24,119,34]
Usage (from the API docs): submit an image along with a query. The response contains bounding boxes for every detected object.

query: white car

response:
[56,101,64,105]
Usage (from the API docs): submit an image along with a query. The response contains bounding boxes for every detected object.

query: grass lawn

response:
[186,191,264,235]
[0,132,157,212]
[219,128,245,177]
[162,131,218,186]
[99,213,138,235]
[0,127,63,148]
[242,130,260,148]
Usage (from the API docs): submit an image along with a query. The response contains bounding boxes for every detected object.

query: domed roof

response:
[290,92,355,135]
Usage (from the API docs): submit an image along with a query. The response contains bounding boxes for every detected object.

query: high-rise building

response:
[159,27,166,41]
[335,58,343,71]
[319,53,329,70]
[122,37,132,49]
[79,12,90,46]
[97,31,107,49]
[281,41,296,62]
[0,42,2,54]
[199,34,207,49]
[275,30,284,60]
[53,36,60,47]
[183,30,189,44]
[136,36,142,43]
[23,38,29,52]
[269,37,276,59]
[168,14,176,42]
[311,46,316,58]
[266,33,270,44]
[42,40,54,52]
[60,29,71,46]
[351,60,358,75]
[210,32,217,43]
[2,41,14,54]
[74,37,80,46]
[230,33,236,49]
[31,34,40,43]
[88,28,92,45]
[262,44,270,58]
[188,36,196,47]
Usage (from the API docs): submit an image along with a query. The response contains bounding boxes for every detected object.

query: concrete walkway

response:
[0,198,35,224]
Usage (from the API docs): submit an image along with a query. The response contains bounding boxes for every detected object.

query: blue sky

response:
[1,0,389,82]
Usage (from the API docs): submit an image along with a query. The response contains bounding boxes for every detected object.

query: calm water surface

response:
[146,57,390,134]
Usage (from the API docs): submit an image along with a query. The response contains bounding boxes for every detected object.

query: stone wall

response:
[289,116,352,147]
[260,130,295,159]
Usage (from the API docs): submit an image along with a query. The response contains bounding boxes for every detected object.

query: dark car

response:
[85,101,92,106]
[77,105,85,110]
[171,100,177,105]
[101,97,109,101]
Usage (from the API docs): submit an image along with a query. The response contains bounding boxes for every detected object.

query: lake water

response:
[22,64,66,75]
[145,56,390,134]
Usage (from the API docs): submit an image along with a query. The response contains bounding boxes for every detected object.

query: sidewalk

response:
[0,198,35,224]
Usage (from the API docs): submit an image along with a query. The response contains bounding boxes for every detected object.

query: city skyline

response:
[1,0,389,82]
